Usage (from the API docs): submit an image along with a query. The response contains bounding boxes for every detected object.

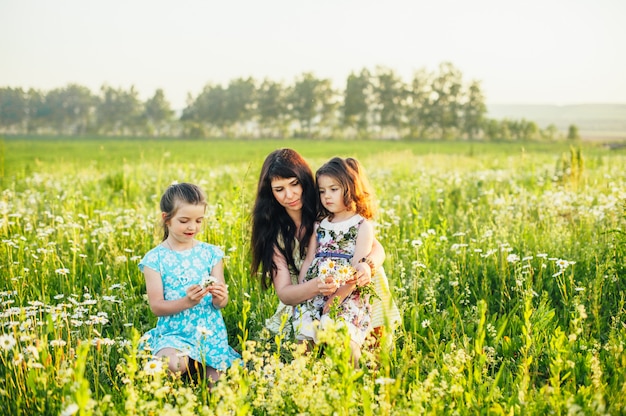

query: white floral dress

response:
[293,215,372,346]
[139,242,240,370]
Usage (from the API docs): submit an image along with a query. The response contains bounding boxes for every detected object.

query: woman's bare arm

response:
[272,247,324,305]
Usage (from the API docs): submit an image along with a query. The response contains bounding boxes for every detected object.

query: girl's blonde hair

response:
[315,157,376,220]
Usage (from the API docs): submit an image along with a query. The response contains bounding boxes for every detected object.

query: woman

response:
[250,148,385,335]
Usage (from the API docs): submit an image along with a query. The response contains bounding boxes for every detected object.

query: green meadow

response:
[1,137,625,415]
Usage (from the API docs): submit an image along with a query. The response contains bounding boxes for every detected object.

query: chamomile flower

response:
[375,377,396,385]
[50,339,67,348]
[60,403,79,416]
[0,334,17,351]
[200,275,218,288]
[198,326,213,336]
[143,359,163,375]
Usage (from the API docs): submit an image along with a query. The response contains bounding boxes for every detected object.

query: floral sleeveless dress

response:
[139,242,240,370]
[293,214,372,346]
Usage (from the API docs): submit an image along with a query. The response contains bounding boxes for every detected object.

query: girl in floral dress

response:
[139,183,240,382]
[294,157,379,365]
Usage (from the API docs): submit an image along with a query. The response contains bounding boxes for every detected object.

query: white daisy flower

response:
[201,275,218,288]
[60,403,79,416]
[143,359,163,375]
[0,334,17,351]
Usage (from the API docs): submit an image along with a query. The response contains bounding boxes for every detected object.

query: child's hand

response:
[207,281,229,308]
[186,284,210,305]
[349,263,372,287]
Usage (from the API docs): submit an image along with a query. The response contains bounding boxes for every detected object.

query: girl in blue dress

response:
[139,183,240,382]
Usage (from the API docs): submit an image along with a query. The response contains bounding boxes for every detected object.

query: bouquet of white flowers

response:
[317,258,356,288]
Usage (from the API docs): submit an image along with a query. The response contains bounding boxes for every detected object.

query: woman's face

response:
[271,176,303,214]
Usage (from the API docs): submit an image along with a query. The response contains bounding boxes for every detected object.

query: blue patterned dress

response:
[139,242,240,370]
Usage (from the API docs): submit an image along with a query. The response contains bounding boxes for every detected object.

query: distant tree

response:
[180,91,210,138]
[180,92,203,123]
[567,124,580,140]
[26,88,51,134]
[429,62,463,140]
[541,123,560,141]
[96,85,144,135]
[405,69,431,139]
[287,72,336,137]
[182,81,256,137]
[481,118,501,141]
[371,66,405,138]
[462,81,486,140]
[316,80,340,136]
[223,77,256,136]
[0,87,27,133]
[63,84,96,135]
[482,118,526,141]
[42,88,67,134]
[43,84,95,135]
[181,84,225,136]
[342,68,372,135]
[503,118,539,141]
[144,89,174,136]
[257,79,288,138]
[519,119,539,141]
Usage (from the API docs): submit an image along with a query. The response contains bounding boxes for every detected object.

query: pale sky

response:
[1,0,625,110]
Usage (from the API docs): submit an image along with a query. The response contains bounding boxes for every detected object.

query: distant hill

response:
[486,104,626,140]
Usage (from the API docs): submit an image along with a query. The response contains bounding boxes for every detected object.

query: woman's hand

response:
[317,278,338,297]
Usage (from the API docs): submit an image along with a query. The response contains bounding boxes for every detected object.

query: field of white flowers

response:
[1,139,625,415]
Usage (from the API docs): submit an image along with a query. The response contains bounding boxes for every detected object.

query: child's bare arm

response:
[322,282,356,314]
[345,220,375,286]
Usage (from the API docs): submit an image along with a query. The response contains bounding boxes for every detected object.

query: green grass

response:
[1,137,625,415]
[4,136,607,185]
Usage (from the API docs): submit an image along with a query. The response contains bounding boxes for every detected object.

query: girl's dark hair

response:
[316,157,375,220]
[160,182,207,241]
[251,149,317,289]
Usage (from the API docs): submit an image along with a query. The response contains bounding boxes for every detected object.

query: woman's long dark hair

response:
[251,149,318,289]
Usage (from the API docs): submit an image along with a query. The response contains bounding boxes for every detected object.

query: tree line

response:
[0,62,574,141]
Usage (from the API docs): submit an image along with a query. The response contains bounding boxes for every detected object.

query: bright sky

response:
[1,0,625,110]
